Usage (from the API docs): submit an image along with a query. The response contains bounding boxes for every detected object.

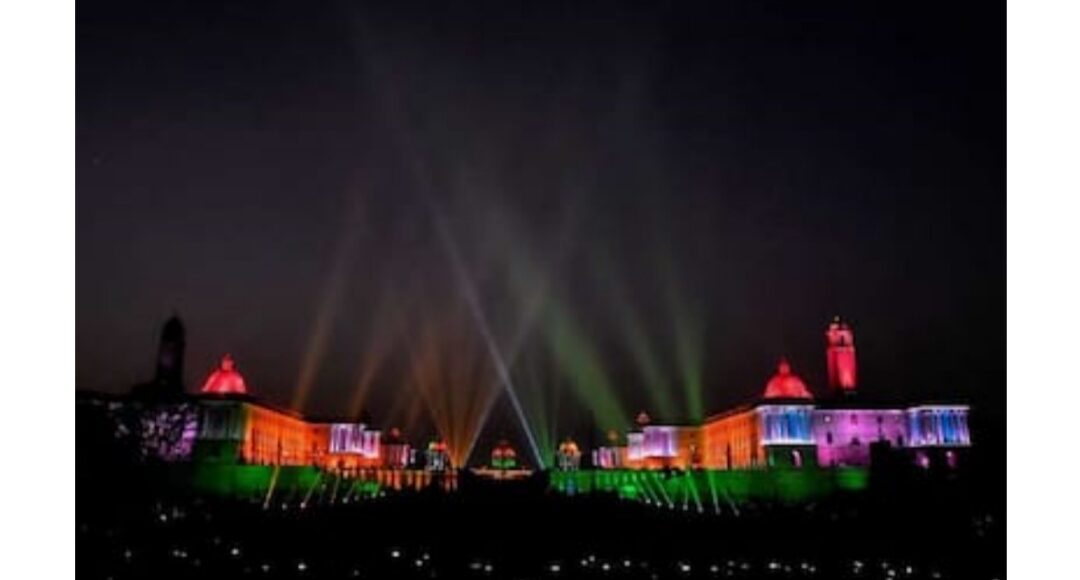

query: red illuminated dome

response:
[200,354,248,395]
[763,359,813,399]
[492,440,517,458]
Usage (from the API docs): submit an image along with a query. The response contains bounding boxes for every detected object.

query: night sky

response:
[78,1,1004,454]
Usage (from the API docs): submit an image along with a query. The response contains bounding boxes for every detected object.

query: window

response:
[826,432,834,445]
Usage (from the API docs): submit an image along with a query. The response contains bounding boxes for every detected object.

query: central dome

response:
[200,354,248,395]
[763,359,813,399]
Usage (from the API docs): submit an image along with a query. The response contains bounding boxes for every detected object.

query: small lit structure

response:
[328,423,380,456]
[591,446,625,469]
[556,438,582,470]
[471,440,533,480]
[425,439,450,471]
[323,423,381,473]
[621,410,702,469]
[592,429,626,469]
[382,427,414,469]
[490,440,518,470]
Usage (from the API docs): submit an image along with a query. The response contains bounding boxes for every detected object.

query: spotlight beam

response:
[425,201,544,467]
[262,465,281,510]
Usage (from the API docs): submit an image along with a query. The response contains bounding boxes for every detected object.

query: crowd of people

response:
[78,473,1002,580]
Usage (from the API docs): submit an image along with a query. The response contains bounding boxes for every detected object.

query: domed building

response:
[694,320,971,472]
[696,359,817,470]
[200,354,248,395]
[763,359,813,399]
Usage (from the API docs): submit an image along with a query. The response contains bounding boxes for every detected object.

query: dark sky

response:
[77,0,1004,454]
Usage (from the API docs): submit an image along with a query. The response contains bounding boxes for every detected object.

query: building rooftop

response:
[763,359,813,399]
[200,354,247,395]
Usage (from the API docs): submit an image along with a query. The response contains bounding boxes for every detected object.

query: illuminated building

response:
[556,438,582,470]
[908,405,971,446]
[382,428,414,469]
[472,441,533,480]
[193,394,322,466]
[425,440,450,471]
[490,440,518,470]
[907,406,972,469]
[158,355,386,471]
[323,423,381,473]
[697,361,818,470]
[624,319,970,472]
[701,406,760,469]
[200,354,248,395]
[97,326,453,497]
[138,402,200,460]
[812,409,908,467]
[591,429,627,469]
[626,424,702,469]
[591,446,625,469]
[106,316,970,482]
[619,411,701,470]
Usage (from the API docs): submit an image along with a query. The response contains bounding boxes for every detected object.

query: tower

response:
[825,316,857,395]
[154,315,186,394]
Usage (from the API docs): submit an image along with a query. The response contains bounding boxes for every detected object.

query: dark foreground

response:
[78,466,1003,580]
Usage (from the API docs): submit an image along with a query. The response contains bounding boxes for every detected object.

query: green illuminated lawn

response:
[549,468,869,505]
